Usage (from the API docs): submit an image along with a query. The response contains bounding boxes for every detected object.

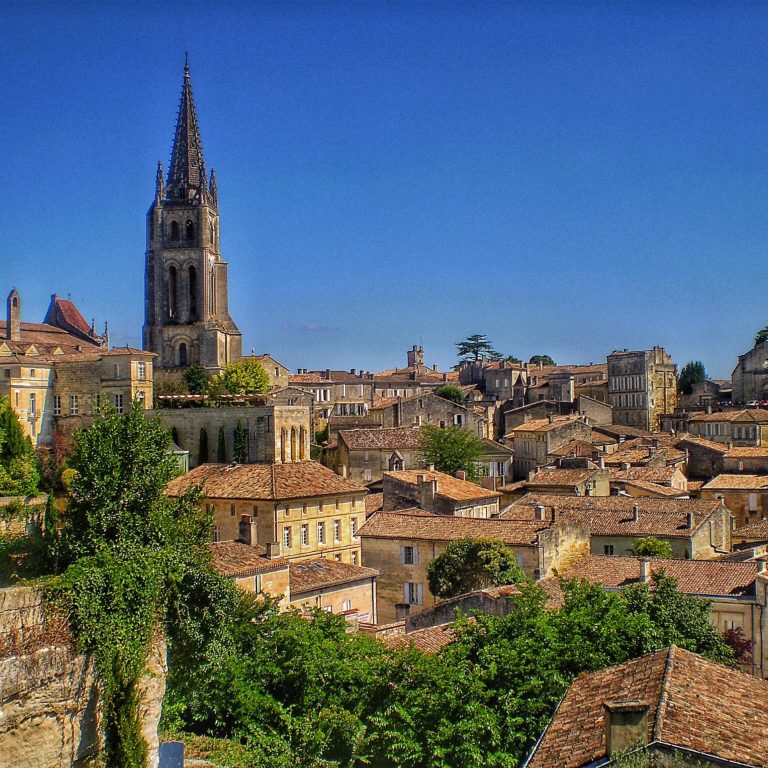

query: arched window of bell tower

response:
[185,219,195,241]
[209,268,216,315]
[188,266,198,320]
[170,221,180,242]
[178,343,188,367]
[168,266,179,319]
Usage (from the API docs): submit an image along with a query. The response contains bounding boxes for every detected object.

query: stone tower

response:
[143,60,242,372]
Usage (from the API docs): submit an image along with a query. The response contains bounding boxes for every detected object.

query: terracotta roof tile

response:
[384,469,501,501]
[608,466,679,483]
[561,554,759,596]
[677,435,729,454]
[339,427,423,451]
[526,646,768,768]
[690,408,768,423]
[357,511,550,546]
[383,624,457,653]
[726,446,768,458]
[166,461,367,501]
[733,519,768,540]
[526,468,600,488]
[207,541,288,577]
[612,480,688,498]
[289,558,378,594]
[509,416,584,434]
[702,474,768,490]
[365,492,383,515]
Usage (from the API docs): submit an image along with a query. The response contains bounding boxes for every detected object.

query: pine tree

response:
[217,426,226,463]
[233,421,247,463]
[198,428,209,463]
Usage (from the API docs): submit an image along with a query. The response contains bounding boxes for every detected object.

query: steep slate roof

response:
[384,469,501,502]
[504,494,720,538]
[339,427,423,451]
[357,511,550,546]
[207,541,288,577]
[166,461,367,501]
[702,474,768,490]
[690,408,768,423]
[525,646,768,768]
[289,558,378,594]
[561,554,760,597]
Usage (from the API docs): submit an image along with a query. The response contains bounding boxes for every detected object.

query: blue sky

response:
[2,1,768,378]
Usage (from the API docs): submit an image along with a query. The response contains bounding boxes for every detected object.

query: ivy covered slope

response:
[47,402,238,768]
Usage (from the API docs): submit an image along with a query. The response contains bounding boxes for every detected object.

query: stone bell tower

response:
[143,58,242,372]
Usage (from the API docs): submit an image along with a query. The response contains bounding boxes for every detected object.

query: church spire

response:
[166,56,206,201]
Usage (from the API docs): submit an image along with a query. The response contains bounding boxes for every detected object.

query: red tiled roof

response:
[384,469,501,502]
[509,416,584,434]
[612,480,688,498]
[690,408,768,423]
[207,541,288,577]
[526,646,768,768]
[339,427,423,451]
[702,474,768,490]
[726,446,768,458]
[289,558,378,594]
[677,436,729,454]
[733,519,768,540]
[561,554,759,596]
[166,461,367,501]
[48,296,92,336]
[383,624,458,653]
[526,468,600,488]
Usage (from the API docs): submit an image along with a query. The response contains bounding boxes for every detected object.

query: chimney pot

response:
[633,503,639,522]
[455,470,467,481]
[621,462,631,472]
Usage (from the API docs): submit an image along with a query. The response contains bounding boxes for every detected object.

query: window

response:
[114,394,123,414]
[401,545,419,565]
[363,468,372,482]
[333,519,341,542]
[230,504,236,517]
[334,553,341,562]
[30,368,36,378]
[137,391,146,407]
[170,220,180,241]
[114,364,121,379]
[29,393,36,416]
[53,395,61,416]
[137,362,146,380]
[351,552,358,565]
[342,600,352,612]
[252,505,259,517]
[403,582,423,605]
[351,518,358,538]
[300,524,309,546]
[213,526,221,543]
[317,521,325,545]
[254,574,262,593]
[69,395,79,416]
[603,545,614,556]
[749,493,759,513]
[282,526,292,549]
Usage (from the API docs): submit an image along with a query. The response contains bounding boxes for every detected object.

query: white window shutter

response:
[413,547,420,565]
[400,546,405,564]
[417,583,423,604]
[403,583,409,603]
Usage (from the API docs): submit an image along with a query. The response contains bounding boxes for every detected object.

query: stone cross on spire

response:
[166,56,207,201]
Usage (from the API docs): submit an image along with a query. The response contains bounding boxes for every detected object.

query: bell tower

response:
[143,58,242,372]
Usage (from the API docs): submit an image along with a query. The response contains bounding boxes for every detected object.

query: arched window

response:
[188,266,198,320]
[209,221,215,245]
[12,297,17,308]
[299,427,306,461]
[290,427,298,463]
[170,221,180,241]
[168,266,178,319]
[185,219,195,241]
[178,343,187,367]
[280,428,288,464]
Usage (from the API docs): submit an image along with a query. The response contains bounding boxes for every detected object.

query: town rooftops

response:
[166,461,367,501]
[608,465,680,484]
[503,494,722,538]
[525,468,601,489]
[365,492,384,515]
[611,479,688,498]
[384,469,502,502]
[677,435,729,454]
[524,646,768,768]
[508,415,584,434]
[702,474,768,490]
[690,408,768,423]
[726,446,768,458]
[733,519,768,540]
[207,541,288,577]
[547,439,596,458]
[289,558,378,594]
[358,510,552,546]
[382,624,458,653]
[561,554,761,597]
[593,424,653,440]
[338,427,423,451]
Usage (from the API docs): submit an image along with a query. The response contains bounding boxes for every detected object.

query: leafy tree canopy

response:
[434,385,465,404]
[678,361,706,395]
[529,355,555,366]
[427,538,527,598]
[217,358,270,395]
[182,364,210,395]
[633,537,672,558]
[456,334,502,363]
[419,424,485,480]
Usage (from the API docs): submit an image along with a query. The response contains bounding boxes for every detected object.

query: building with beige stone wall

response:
[333,427,424,484]
[508,415,592,479]
[358,509,589,623]
[166,461,368,565]
[701,475,768,527]
[687,408,768,446]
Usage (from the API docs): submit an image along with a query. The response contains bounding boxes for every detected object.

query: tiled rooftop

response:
[608,466,679,483]
[365,492,383,515]
[339,427,423,451]
[384,469,501,502]
[726,446,768,458]
[509,416,583,434]
[677,435,728,454]
[733,519,768,540]
[613,479,688,497]
[207,541,288,577]
[690,408,768,423]
[358,511,550,546]
[382,624,457,653]
[289,558,378,594]
[526,646,768,768]
[702,474,768,490]
[166,461,367,501]
[526,468,600,488]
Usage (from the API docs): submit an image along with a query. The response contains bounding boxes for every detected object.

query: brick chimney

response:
[266,541,281,560]
[419,477,438,510]
[6,289,21,342]
[633,503,639,523]
[687,511,694,529]
[640,558,650,582]
[455,470,467,481]
[603,701,649,756]
[535,504,547,521]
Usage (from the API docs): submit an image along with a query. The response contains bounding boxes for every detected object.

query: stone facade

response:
[371,391,489,436]
[143,62,241,373]
[607,347,677,432]
[508,415,592,479]
[732,339,768,404]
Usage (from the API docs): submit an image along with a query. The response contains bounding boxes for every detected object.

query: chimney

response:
[548,413,554,423]
[350,368,356,375]
[632,503,639,523]
[758,561,766,574]
[621,462,631,472]
[535,504,546,521]
[640,558,650,582]
[687,511,694,529]
[648,446,656,457]
[603,701,649,756]
[598,456,605,469]
[455,470,467,481]
[6,289,21,342]
[528,469,536,482]
[266,541,280,560]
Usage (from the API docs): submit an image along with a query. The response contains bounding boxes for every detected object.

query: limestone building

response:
[143,61,241,373]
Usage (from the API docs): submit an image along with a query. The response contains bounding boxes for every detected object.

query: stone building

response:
[732,338,768,404]
[687,408,768,446]
[143,60,242,373]
[166,461,368,565]
[700,475,768,527]
[607,347,677,432]
[333,426,424,484]
[289,369,374,423]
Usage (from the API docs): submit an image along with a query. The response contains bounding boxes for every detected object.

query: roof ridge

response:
[653,645,676,743]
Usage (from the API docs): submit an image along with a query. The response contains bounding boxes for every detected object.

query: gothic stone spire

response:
[166,58,206,201]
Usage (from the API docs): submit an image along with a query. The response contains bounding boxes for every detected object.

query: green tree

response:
[419,424,485,480]
[183,364,210,395]
[529,354,555,366]
[434,385,465,404]
[217,427,227,463]
[0,397,39,495]
[198,428,209,464]
[427,538,526,598]
[755,326,768,346]
[233,421,247,463]
[678,361,706,395]
[633,537,672,558]
[456,334,500,363]
[217,358,270,395]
